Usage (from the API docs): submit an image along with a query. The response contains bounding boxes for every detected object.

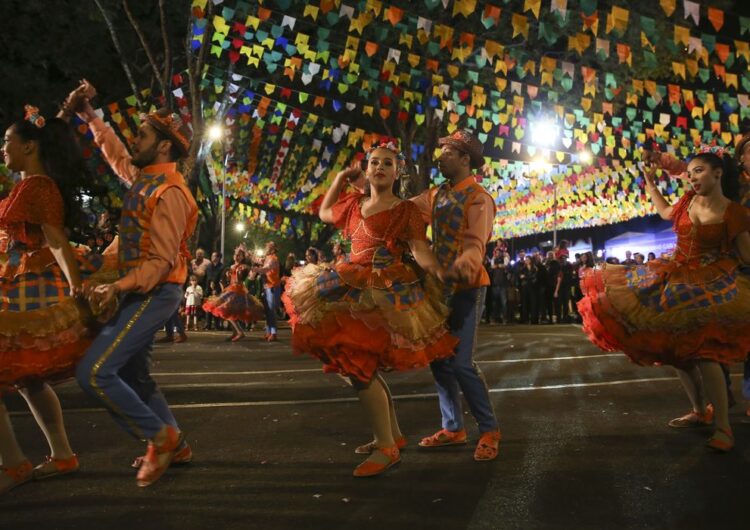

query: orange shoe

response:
[1,460,33,495]
[352,445,400,477]
[474,430,501,461]
[355,436,407,455]
[668,403,714,428]
[33,454,79,480]
[231,333,245,342]
[266,333,278,342]
[132,443,193,469]
[706,427,734,453]
[418,428,467,448]
[135,426,184,487]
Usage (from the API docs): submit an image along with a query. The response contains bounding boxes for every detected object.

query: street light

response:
[206,123,229,261]
[530,119,559,147]
[235,222,245,232]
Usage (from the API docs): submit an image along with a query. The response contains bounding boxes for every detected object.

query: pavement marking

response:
[149,354,623,378]
[478,353,622,364]
[18,374,720,416]
[152,368,321,376]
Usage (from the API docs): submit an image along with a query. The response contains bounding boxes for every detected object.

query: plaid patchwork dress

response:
[282,193,457,383]
[0,176,99,389]
[578,192,750,368]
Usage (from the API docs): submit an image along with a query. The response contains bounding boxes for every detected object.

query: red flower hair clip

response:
[24,105,46,128]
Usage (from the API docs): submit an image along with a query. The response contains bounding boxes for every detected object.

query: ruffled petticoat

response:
[0,246,113,390]
[202,283,265,322]
[578,257,750,369]
[282,258,458,383]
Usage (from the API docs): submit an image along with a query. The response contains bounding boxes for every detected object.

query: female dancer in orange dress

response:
[1,109,101,494]
[203,246,264,341]
[578,150,750,452]
[284,142,458,476]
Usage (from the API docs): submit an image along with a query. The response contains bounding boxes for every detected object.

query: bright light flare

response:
[207,124,224,141]
[530,120,559,147]
[579,150,593,164]
[234,222,245,232]
[255,248,265,257]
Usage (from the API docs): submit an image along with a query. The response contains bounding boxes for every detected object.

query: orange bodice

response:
[0,175,63,253]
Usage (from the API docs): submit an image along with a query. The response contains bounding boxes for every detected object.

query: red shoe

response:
[706,427,734,453]
[474,430,501,461]
[231,333,245,342]
[1,460,33,494]
[355,436,407,455]
[418,428,467,448]
[132,443,193,469]
[668,403,714,428]
[33,454,79,480]
[353,445,400,477]
[135,426,184,487]
[266,333,278,342]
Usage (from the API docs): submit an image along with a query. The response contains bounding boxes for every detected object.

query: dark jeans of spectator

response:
[555,289,571,323]
[520,286,537,324]
[543,288,554,322]
[534,286,546,323]
[490,286,507,323]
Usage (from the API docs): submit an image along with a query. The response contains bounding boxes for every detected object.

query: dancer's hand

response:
[337,165,363,183]
[643,162,658,188]
[641,150,661,166]
[92,283,120,310]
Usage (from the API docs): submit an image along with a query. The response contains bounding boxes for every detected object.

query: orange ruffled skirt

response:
[578,258,750,369]
[282,262,457,383]
[0,246,112,390]
[202,283,264,322]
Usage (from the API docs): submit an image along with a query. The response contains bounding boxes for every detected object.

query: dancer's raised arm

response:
[319,165,362,223]
[643,161,673,220]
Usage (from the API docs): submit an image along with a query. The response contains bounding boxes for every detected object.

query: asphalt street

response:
[2,324,748,530]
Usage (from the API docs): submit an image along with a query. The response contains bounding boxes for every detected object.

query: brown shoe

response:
[0,460,33,494]
[668,404,714,428]
[173,333,187,343]
[132,443,192,469]
[155,335,173,344]
[474,430,501,461]
[136,426,183,487]
[33,454,79,480]
[418,428,467,448]
[353,446,400,477]
[355,436,407,455]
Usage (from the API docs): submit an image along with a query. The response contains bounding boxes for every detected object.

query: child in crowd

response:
[184,275,204,331]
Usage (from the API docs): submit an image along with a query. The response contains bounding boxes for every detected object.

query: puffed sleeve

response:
[0,176,64,227]
[398,201,428,242]
[330,191,363,232]
[726,202,750,243]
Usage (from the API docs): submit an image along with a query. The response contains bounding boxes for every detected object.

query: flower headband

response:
[365,140,406,166]
[24,105,46,128]
[696,144,727,157]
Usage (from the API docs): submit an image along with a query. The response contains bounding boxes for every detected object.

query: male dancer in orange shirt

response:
[411,130,501,461]
[67,82,198,487]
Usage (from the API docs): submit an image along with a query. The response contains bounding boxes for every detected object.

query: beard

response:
[131,142,160,169]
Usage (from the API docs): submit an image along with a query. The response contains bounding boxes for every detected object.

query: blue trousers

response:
[430,287,499,433]
[264,285,281,334]
[76,284,182,440]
